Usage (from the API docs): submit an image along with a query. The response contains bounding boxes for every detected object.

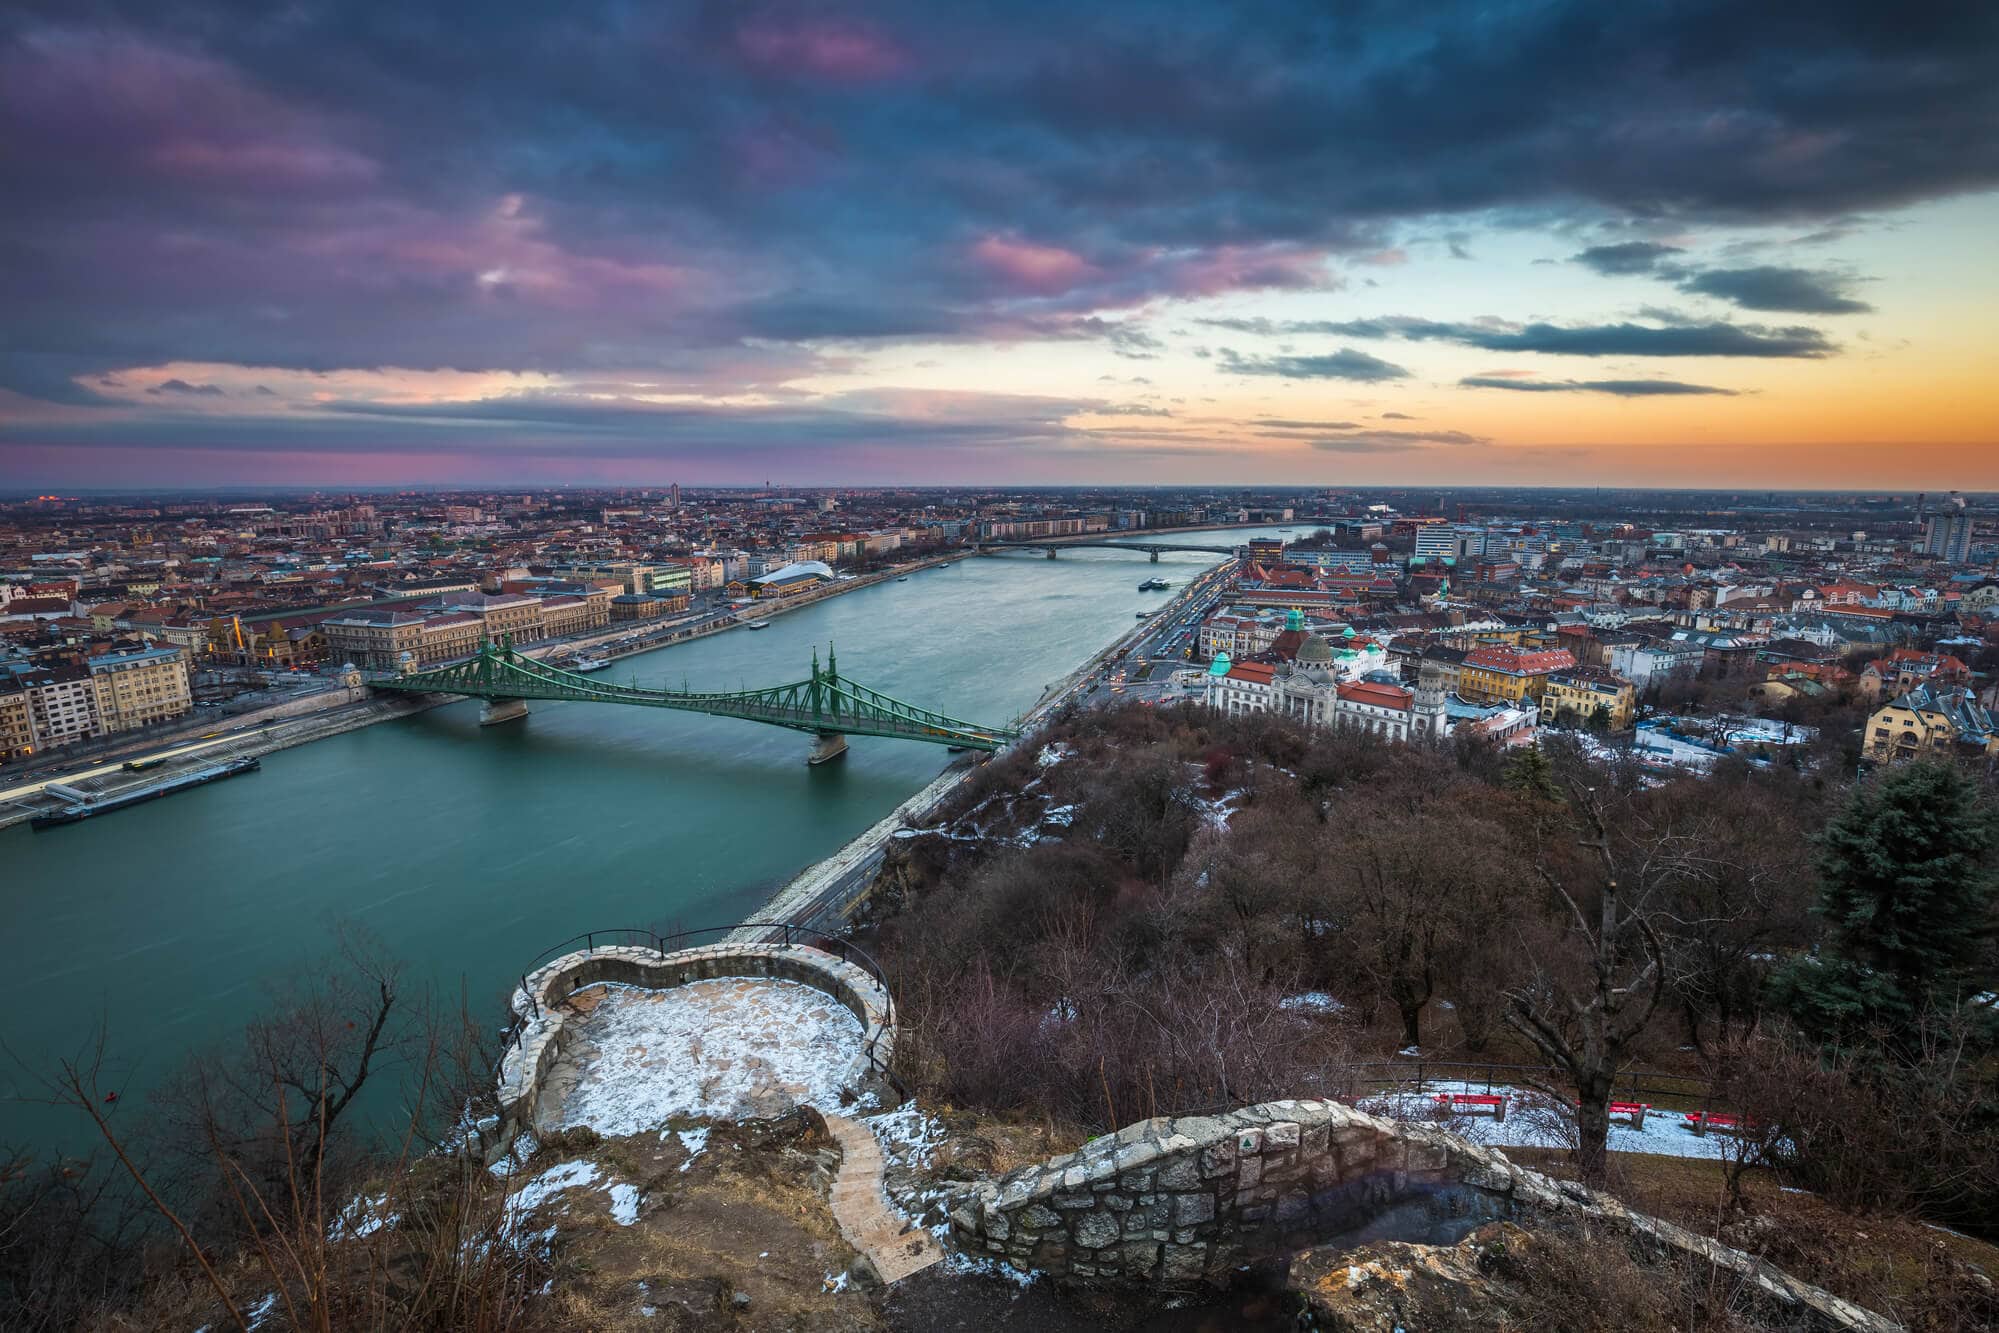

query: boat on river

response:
[567,656,612,673]
[32,757,261,831]
[1138,577,1169,590]
[747,619,771,630]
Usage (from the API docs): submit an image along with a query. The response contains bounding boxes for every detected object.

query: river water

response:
[1,526,1294,1147]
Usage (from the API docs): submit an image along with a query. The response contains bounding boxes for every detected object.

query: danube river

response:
[1,526,1298,1148]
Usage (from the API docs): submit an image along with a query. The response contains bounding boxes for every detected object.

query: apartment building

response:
[88,644,194,733]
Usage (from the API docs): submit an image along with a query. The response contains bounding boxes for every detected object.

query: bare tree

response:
[1504,780,1668,1187]
[1317,783,1510,1049]
[12,944,533,1332]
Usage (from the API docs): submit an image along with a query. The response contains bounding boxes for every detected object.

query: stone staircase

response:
[824,1113,944,1284]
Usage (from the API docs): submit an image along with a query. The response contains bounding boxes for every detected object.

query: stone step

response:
[823,1111,944,1285]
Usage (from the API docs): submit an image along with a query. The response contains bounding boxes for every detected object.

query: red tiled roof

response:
[1463,645,1575,674]
[1338,682,1412,709]
[1225,662,1277,684]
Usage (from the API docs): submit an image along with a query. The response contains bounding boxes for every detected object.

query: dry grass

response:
[1511,1148,1999,1331]
[528,1112,881,1333]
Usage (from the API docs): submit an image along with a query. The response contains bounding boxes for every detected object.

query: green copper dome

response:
[1341,625,1356,639]
[1285,607,1305,631]
[1208,651,1233,677]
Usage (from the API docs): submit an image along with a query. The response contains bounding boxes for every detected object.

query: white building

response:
[1202,634,1448,743]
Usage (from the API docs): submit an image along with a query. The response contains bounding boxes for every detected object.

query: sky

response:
[2,1,1997,491]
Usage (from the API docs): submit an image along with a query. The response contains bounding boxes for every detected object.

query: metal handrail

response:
[499,922,904,1096]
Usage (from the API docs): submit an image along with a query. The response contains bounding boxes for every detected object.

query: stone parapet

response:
[492,942,894,1153]
[946,1098,1899,1333]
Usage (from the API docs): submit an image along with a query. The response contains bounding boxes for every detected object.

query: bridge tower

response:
[807,644,848,764]
[478,635,529,725]
[1046,547,1058,559]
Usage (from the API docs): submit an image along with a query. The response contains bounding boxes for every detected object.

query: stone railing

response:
[490,942,895,1152]
[946,1098,1898,1333]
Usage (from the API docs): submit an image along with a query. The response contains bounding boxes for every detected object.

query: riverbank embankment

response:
[734,558,1234,934]
[530,551,973,671]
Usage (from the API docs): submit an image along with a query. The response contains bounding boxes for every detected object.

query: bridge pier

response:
[1045,547,1057,559]
[807,732,849,765]
[480,697,529,726]
[1149,549,1159,562]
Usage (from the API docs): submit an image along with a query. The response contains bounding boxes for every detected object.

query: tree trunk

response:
[1575,1071,1613,1187]
[1682,996,1705,1054]
[1397,998,1423,1049]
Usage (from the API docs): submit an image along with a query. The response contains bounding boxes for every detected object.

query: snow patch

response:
[1279,992,1345,1015]
[508,1159,599,1221]
[606,1183,641,1226]
[487,1129,539,1179]
[547,979,866,1135]
[328,1192,394,1242]
[675,1126,710,1170]
[1359,1080,1737,1162]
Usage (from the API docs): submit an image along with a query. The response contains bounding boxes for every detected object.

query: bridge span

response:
[371,640,1017,765]
[978,539,1245,561]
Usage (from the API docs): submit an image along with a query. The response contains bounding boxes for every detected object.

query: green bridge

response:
[371,640,1019,764]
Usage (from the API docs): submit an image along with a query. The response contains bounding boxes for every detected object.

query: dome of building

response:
[1296,634,1333,665]
[1341,625,1357,640]
[1208,651,1233,677]
[1285,607,1305,631]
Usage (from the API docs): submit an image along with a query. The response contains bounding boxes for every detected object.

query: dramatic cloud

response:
[1572,241,1684,275]
[146,378,225,396]
[1216,348,1410,381]
[1675,265,1874,313]
[2,0,1993,475]
[1306,316,1834,358]
[1459,376,1737,396]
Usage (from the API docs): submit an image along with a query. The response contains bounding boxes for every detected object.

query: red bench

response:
[1683,1111,1756,1136]
[1434,1092,1508,1122]
[1609,1101,1651,1130]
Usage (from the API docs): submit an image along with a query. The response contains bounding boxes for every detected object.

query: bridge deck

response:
[371,641,1015,751]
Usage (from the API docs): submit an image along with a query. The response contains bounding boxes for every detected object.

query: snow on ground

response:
[328,1192,394,1241]
[1630,725,1726,773]
[1358,1080,1734,1162]
[1719,716,1815,747]
[495,1157,647,1252]
[1195,786,1248,831]
[864,1104,1034,1285]
[507,1160,600,1221]
[1279,992,1345,1014]
[546,978,866,1135]
[245,1292,279,1330]
[672,1126,710,1170]
[1037,743,1073,768]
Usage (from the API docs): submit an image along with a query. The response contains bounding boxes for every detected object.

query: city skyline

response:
[4,3,1997,489]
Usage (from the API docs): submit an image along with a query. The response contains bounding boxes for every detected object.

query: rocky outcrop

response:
[945,1098,1901,1333]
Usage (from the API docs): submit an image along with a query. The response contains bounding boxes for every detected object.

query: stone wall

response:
[490,942,894,1154]
[946,1098,1898,1333]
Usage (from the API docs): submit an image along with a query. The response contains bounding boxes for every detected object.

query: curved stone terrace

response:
[494,931,896,1146]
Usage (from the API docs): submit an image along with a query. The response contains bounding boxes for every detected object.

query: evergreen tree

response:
[1500,744,1562,802]
[1773,761,1997,1052]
